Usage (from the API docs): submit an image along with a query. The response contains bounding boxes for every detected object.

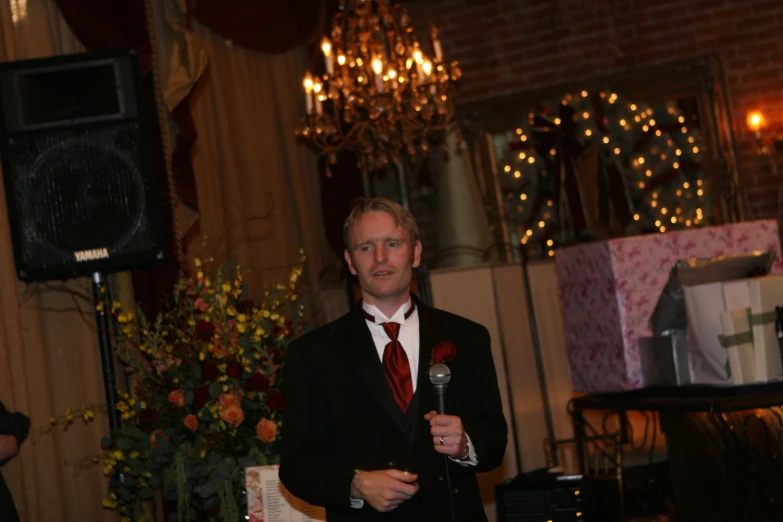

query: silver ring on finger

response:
[439,437,444,445]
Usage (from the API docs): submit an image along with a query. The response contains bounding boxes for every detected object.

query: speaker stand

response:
[91,272,121,433]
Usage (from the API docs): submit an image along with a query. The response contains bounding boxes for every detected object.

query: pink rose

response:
[194,297,209,312]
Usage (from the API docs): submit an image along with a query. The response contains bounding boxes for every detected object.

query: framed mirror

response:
[458,55,748,262]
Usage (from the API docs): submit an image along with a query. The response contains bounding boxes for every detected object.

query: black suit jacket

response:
[279,297,508,522]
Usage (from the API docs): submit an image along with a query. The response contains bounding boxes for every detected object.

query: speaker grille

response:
[3,121,161,280]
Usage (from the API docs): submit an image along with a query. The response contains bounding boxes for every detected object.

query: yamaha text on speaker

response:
[0,48,164,282]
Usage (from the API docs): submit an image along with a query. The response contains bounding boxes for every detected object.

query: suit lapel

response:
[343,305,408,437]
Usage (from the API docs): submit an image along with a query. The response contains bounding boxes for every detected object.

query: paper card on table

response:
[246,465,326,522]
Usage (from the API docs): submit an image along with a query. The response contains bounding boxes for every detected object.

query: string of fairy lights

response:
[494,90,711,259]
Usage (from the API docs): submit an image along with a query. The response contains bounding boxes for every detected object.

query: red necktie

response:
[364,303,415,412]
[380,321,413,412]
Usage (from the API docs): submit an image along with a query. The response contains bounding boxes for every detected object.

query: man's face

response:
[344,211,422,307]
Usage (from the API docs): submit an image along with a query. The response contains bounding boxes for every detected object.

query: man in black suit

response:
[280,198,507,521]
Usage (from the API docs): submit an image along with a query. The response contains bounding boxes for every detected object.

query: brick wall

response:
[405,0,783,220]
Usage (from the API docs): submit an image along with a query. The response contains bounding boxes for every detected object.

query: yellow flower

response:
[103,464,114,476]
[290,294,298,301]
[222,283,232,293]
[111,301,122,313]
[199,351,206,361]
[194,258,202,267]
[262,310,271,318]
[64,407,74,424]
[200,449,207,458]
[204,278,212,287]
[102,497,117,509]
[95,301,104,312]
[270,313,279,321]
[255,327,265,337]
[237,313,247,323]
[197,270,204,279]
[82,407,95,422]
[237,323,246,334]
[49,416,56,426]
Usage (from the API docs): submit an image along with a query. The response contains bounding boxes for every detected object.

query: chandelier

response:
[295,0,462,173]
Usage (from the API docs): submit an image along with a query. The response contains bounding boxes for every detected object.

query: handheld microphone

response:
[428,363,451,414]
[428,362,456,522]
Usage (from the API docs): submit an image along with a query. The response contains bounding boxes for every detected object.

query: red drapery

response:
[192,0,327,54]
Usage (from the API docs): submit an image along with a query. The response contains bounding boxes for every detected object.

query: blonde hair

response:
[343,198,419,249]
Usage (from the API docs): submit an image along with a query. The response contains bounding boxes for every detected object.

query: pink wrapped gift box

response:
[554,219,783,393]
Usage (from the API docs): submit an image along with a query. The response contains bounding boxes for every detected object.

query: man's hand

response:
[350,469,419,512]
[425,411,468,458]
[0,434,18,464]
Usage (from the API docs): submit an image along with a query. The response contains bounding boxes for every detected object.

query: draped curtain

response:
[181,17,331,301]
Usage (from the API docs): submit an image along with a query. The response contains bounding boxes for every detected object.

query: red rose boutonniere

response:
[430,341,457,367]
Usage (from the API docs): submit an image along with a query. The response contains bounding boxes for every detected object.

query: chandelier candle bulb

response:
[372,58,384,92]
[321,37,334,75]
[430,24,443,61]
[303,72,314,114]
[313,80,323,114]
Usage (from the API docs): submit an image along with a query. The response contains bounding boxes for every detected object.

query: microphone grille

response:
[428,363,451,385]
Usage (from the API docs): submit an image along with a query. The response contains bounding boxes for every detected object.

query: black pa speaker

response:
[0,48,164,282]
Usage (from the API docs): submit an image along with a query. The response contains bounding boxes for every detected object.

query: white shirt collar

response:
[362,298,414,325]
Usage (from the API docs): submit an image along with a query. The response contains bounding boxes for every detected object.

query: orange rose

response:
[218,393,240,409]
[219,404,244,427]
[255,417,277,443]
[168,389,185,407]
[183,414,198,432]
